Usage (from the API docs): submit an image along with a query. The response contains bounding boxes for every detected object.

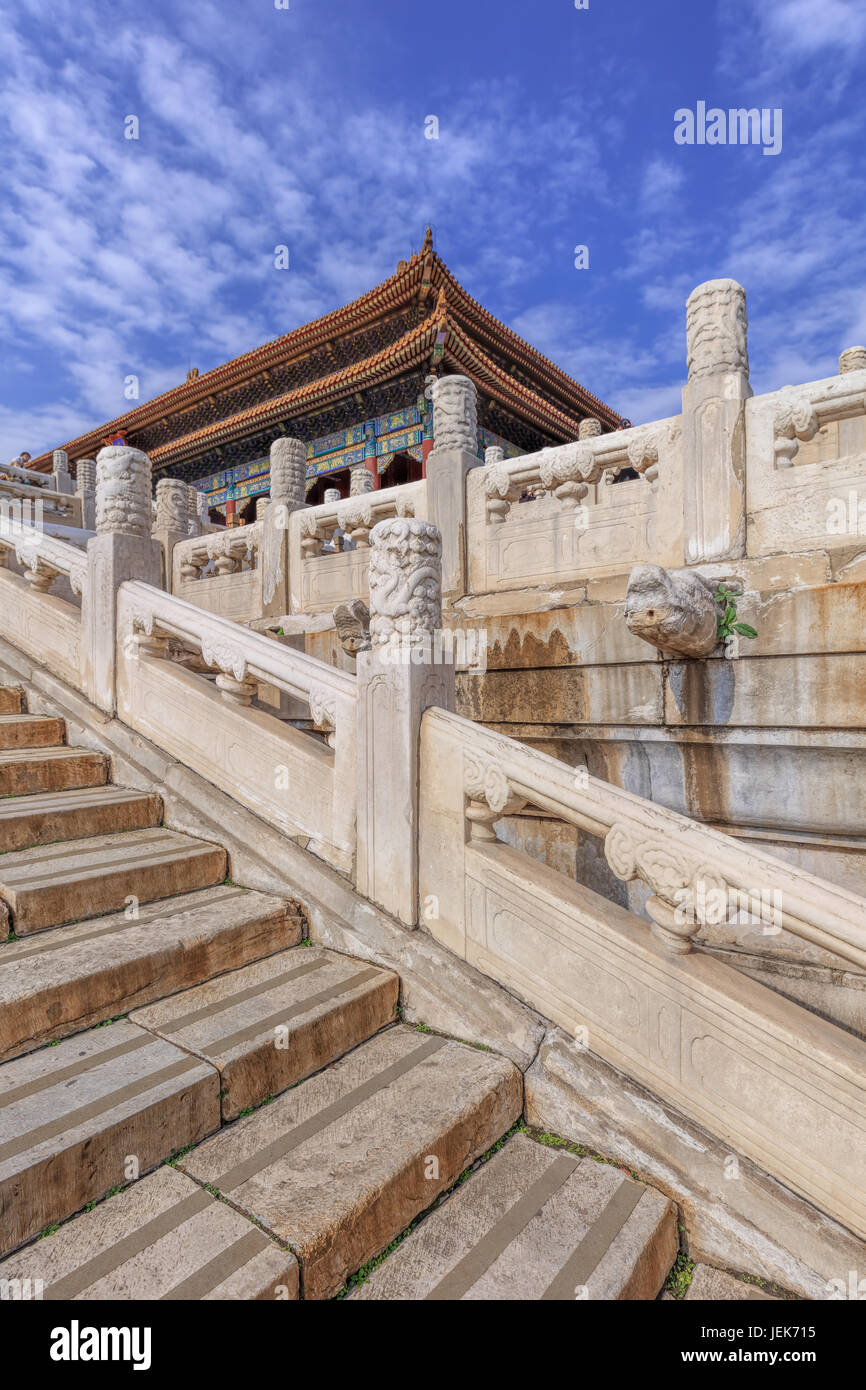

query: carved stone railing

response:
[2,449,73,493]
[772,377,866,469]
[115,582,357,868]
[0,524,86,689]
[173,520,262,580]
[468,421,678,593]
[482,427,662,525]
[171,522,263,621]
[0,523,87,599]
[747,358,866,556]
[418,706,866,1240]
[288,479,427,615]
[1,461,56,489]
[424,708,866,968]
[0,476,83,531]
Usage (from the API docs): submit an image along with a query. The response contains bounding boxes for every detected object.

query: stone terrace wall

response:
[448,285,866,1029]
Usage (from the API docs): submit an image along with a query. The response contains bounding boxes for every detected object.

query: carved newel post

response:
[426,374,478,601]
[262,436,307,616]
[355,517,455,927]
[682,279,750,562]
[76,458,96,531]
[154,478,190,587]
[52,449,73,496]
[84,445,161,713]
[186,485,202,535]
[839,347,866,375]
[350,467,375,496]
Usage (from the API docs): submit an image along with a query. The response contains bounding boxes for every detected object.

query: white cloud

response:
[765,0,866,52]
[0,0,864,462]
[0,5,617,457]
[640,158,686,209]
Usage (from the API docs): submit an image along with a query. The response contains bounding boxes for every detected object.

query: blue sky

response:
[1,0,865,460]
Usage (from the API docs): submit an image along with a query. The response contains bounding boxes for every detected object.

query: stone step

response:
[0,746,108,798]
[679,1264,779,1301]
[132,947,399,1121]
[0,688,24,716]
[0,785,163,854]
[0,886,301,1062]
[0,827,228,935]
[351,1132,677,1300]
[0,1018,219,1255]
[179,1024,522,1300]
[0,1166,298,1300]
[0,715,65,750]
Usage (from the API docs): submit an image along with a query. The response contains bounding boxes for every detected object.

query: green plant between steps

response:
[665,1251,695,1299]
[713,584,758,645]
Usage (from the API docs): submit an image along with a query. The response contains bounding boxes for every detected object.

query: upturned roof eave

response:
[146,309,591,473]
[28,252,431,470]
[28,232,619,470]
[147,313,440,471]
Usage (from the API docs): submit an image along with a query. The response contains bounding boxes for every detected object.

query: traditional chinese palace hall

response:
[30,230,620,522]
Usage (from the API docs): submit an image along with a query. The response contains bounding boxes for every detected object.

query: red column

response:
[420,396,434,478]
[364,428,380,490]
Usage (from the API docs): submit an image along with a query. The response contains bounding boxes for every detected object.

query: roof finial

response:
[422,225,434,255]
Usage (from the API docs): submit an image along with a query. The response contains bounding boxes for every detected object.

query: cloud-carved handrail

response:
[0,522,88,596]
[429,706,866,971]
[118,580,356,716]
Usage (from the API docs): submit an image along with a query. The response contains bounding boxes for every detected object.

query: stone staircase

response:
[0,685,680,1300]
